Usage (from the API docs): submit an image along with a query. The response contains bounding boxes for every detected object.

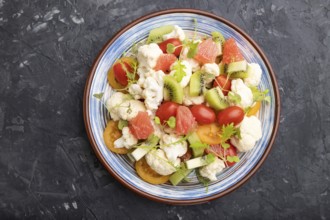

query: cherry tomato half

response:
[217,106,244,126]
[155,101,179,124]
[190,104,216,125]
[158,38,183,57]
[213,75,231,95]
[113,57,136,86]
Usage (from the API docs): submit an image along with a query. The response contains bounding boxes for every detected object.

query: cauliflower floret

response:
[244,63,262,87]
[137,43,163,69]
[181,47,200,72]
[230,116,262,152]
[136,67,155,87]
[117,100,146,121]
[230,79,253,108]
[128,84,143,100]
[162,25,185,41]
[105,92,132,121]
[142,70,165,111]
[201,63,220,83]
[199,157,226,181]
[114,127,138,149]
[160,134,187,163]
[145,149,178,175]
[183,87,204,106]
[169,60,192,88]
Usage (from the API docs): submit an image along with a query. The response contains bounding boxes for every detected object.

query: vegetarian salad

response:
[96,22,270,186]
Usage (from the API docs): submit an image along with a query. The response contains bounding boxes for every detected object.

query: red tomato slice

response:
[190,104,216,125]
[217,106,244,126]
[222,38,244,64]
[194,38,219,64]
[213,75,232,95]
[113,61,133,86]
[158,38,183,57]
[155,101,179,124]
[129,112,154,139]
[176,106,196,135]
[205,144,238,166]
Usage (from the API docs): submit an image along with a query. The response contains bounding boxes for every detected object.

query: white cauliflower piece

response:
[128,84,143,100]
[160,134,187,163]
[230,79,253,108]
[199,157,226,181]
[145,149,178,175]
[201,63,220,83]
[137,43,163,69]
[169,60,192,88]
[105,92,132,121]
[183,87,204,106]
[142,70,165,111]
[230,116,262,152]
[162,25,185,41]
[244,63,262,86]
[114,127,138,149]
[181,47,200,72]
[117,100,146,121]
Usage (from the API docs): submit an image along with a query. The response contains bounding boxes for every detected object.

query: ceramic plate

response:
[83,9,280,205]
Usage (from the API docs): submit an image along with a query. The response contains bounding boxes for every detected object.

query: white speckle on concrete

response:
[271,4,276,12]
[12,10,23,18]
[31,22,48,33]
[70,14,84,24]
[282,178,289,183]
[72,183,76,191]
[72,201,78,209]
[177,213,183,220]
[63,203,70,210]
[6,125,24,132]
[320,190,327,196]
[0,0,4,8]
[58,36,64,42]
[34,15,40,20]
[44,8,60,21]
[255,8,265,16]
[19,60,30,68]
[0,17,8,24]
[267,28,289,38]
[58,15,68,24]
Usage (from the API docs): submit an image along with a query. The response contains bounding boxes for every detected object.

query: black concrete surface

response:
[0,0,329,219]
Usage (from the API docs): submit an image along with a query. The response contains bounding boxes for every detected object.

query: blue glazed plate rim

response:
[83,9,280,205]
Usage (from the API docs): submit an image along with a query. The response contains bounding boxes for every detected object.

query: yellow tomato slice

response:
[247,101,261,116]
[196,123,222,145]
[135,157,170,185]
[107,57,138,90]
[103,120,128,154]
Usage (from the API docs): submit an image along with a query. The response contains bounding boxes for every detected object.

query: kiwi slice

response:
[227,60,247,73]
[163,75,183,104]
[211,31,226,46]
[205,87,228,110]
[219,61,226,75]
[229,71,248,79]
[146,25,174,44]
[189,71,205,96]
